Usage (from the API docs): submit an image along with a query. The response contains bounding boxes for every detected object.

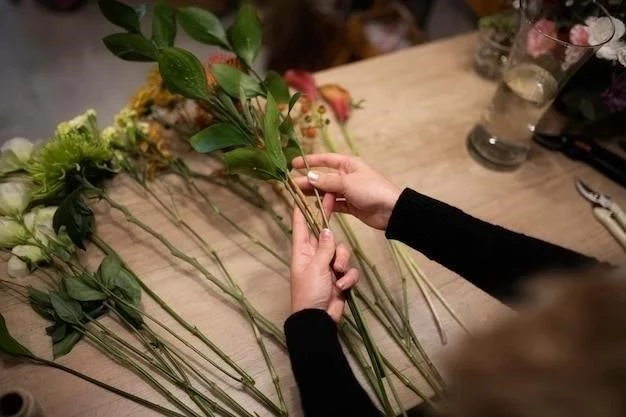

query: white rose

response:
[0,217,27,248]
[0,181,32,216]
[617,43,626,67]
[24,206,58,245]
[586,16,626,61]
[8,244,46,278]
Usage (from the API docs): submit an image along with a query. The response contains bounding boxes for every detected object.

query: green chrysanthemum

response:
[26,110,115,201]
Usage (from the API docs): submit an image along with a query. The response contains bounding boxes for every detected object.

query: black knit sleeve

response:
[284,309,381,417]
[385,188,598,302]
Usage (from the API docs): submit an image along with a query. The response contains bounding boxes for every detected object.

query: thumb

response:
[308,171,345,194]
[313,228,336,267]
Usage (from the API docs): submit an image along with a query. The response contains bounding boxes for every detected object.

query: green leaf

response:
[53,331,82,359]
[50,293,83,326]
[284,131,302,170]
[227,2,262,67]
[263,93,287,173]
[112,268,141,306]
[265,71,290,104]
[28,287,51,308]
[114,300,144,329]
[31,303,55,321]
[46,322,67,343]
[152,0,176,48]
[0,313,33,358]
[223,147,284,180]
[288,92,302,114]
[177,7,229,48]
[53,189,93,250]
[98,0,141,33]
[47,240,72,262]
[63,278,107,302]
[212,63,264,98]
[97,254,122,290]
[190,123,249,153]
[158,47,210,100]
[103,33,158,62]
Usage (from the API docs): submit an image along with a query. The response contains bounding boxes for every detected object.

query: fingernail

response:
[320,228,332,240]
[336,280,345,290]
[308,170,320,182]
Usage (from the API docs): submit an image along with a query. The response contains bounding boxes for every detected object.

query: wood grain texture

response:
[1,33,624,417]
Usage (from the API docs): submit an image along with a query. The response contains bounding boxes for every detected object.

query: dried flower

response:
[129,68,182,115]
[586,16,625,61]
[284,70,318,101]
[0,181,31,216]
[319,84,352,124]
[527,18,557,58]
[8,244,45,278]
[0,217,27,248]
[206,53,243,90]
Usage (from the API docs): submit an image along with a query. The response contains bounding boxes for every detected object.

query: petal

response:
[284,69,318,101]
[1,137,34,164]
[319,84,352,123]
[7,255,29,278]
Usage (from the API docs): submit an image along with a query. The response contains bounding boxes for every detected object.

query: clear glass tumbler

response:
[467,0,615,169]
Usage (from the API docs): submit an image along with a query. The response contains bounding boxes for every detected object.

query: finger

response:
[291,205,309,248]
[307,171,345,194]
[321,192,335,222]
[313,228,336,267]
[333,243,351,273]
[336,268,359,291]
[292,153,352,171]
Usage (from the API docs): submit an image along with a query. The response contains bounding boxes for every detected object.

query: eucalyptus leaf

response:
[263,93,287,173]
[212,63,264,98]
[152,0,176,47]
[64,278,107,302]
[177,7,229,49]
[103,33,158,62]
[50,293,84,326]
[223,147,284,180]
[53,189,94,250]
[0,313,33,358]
[158,47,210,100]
[98,0,141,33]
[190,123,249,153]
[53,331,82,359]
[265,71,290,104]
[97,254,122,290]
[227,2,262,67]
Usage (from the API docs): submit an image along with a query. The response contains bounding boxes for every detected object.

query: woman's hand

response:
[292,154,402,230]
[290,195,359,322]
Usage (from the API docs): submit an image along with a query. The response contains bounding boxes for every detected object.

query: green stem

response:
[89,189,285,347]
[338,124,360,156]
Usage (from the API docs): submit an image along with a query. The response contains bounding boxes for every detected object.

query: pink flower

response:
[319,84,352,124]
[569,24,589,46]
[284,69,318,101]
[527,18,557,58]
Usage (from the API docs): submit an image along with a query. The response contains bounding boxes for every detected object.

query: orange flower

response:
[319,84,352,124]
[206,53,243,90]
[284,69,318,101]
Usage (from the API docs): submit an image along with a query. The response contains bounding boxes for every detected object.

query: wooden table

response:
[1,33,624,417]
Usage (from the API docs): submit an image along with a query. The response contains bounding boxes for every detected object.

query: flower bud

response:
[319,84,352,124]
[0,217,27,248]
[0,181,32,216]
[8,244,46,278]
[284,70,318,101]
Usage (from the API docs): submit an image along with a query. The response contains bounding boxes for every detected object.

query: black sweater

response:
[284,188,596,417]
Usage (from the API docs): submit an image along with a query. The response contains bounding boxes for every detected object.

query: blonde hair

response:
[440,271,626,417]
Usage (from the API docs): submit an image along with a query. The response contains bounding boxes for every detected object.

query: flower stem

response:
[338,124,360,156]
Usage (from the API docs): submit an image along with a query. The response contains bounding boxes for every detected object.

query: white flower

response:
[586,16,626,61]
[0,217,27,248]
[0,181,32,216]
[24,206,58,245]
[7,244,45,278]
[2,137,34,164]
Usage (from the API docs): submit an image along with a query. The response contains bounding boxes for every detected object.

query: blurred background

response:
[0,0,512,140]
